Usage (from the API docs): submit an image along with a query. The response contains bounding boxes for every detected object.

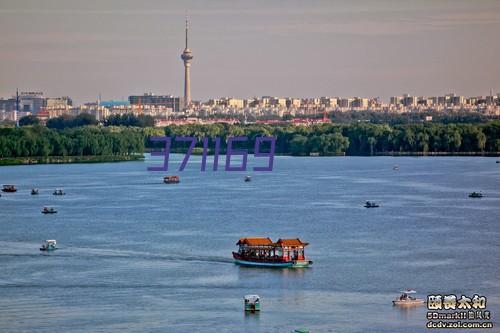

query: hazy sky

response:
[1,0,499,104]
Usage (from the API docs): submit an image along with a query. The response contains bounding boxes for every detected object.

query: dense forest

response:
[1,120,499,159]
[153,122,500,156]
[0,126,144,158]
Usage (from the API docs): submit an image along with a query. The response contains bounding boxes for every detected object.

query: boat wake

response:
[0,247,233,264]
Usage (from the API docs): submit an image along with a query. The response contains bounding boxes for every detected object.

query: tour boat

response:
[393,290,425,306]
[164,176,180,184]
[244,295,261,312]
[233,237,313,268]
[2,184,17,193]
[31,188,39,195]
[40,240,57,251]
[42,207,57,214]
[244,176,252,182]
[468,191,483,198]
[53,188,65,195]
[364,201,379,208]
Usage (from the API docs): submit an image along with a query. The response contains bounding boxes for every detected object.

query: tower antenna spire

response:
[185,12,188,49]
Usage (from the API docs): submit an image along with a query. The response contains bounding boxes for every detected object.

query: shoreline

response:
[0,154,145,166]
[1,152,498,166]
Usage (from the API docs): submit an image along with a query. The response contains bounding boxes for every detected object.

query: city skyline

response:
[1,0,499,104]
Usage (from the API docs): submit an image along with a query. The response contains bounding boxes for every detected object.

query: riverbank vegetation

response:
[155,122,500,156]
[1,121,499,163]
[0,126,144,160]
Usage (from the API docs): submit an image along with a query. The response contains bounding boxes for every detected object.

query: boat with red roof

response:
[164,176,180,184]
[233,237,313,268]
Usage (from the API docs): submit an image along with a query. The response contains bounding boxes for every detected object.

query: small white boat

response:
[393,290,425,306]
[393,165,400,171]
[42,207,57,214]
[364,201,379,208]
[40,240,57,251]
[53,188,65,195]
[244,295,261,312]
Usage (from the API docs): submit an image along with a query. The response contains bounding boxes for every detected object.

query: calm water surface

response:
[0,155,499,333]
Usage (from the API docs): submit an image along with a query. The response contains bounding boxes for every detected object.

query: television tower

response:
[181,14,193,108]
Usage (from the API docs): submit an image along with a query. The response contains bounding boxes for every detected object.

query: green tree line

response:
[1,121,499,159]
[150,122,500,156]
[0,126,144,158]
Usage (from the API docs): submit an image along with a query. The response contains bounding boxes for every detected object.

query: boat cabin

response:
[236,237,309,262]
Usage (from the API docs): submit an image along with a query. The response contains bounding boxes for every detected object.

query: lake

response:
[0,155,499,333]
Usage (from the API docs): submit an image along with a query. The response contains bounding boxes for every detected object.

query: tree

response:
[19,115,40,126]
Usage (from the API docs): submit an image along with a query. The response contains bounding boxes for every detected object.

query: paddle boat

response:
[244,176,252,182]
[41,207,57,214]
[40,240,57,251]
[393,290,425,306]
[163,176,180,184]
[364,201,379,208]
[53,188,65,195]
[233,238,313,268]
[468,191,483,198]
[244,295,261,312]
[31,188,39,195]
[2,184,17,193]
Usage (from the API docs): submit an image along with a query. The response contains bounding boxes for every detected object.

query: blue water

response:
[0,155,499,333]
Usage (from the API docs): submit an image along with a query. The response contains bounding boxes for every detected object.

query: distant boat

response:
[2,184,17,193]
[40,240,57,251]
[364,201,379,208]
[393,165,400,171]
[496,160,500,164]
[244,295,260,312]
[53,188,65,195]
[163,176,180,184]
[393,290,425,307]
[42,207,57,214]
[233,237,313,268]
[31,188,39,195]
[468,191,483,198]
[244,176,252,182]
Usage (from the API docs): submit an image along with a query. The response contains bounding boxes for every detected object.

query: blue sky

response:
[1,0,499,103]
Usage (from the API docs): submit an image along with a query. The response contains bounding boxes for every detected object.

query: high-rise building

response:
[129,93,184,112]
[19,91,45,114]
[181,16,193,108]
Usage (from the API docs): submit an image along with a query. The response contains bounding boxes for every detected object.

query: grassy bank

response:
[0,154,144,166]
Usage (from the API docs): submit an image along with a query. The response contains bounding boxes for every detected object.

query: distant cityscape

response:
[1,91,499,125]
[1,17,499,126]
